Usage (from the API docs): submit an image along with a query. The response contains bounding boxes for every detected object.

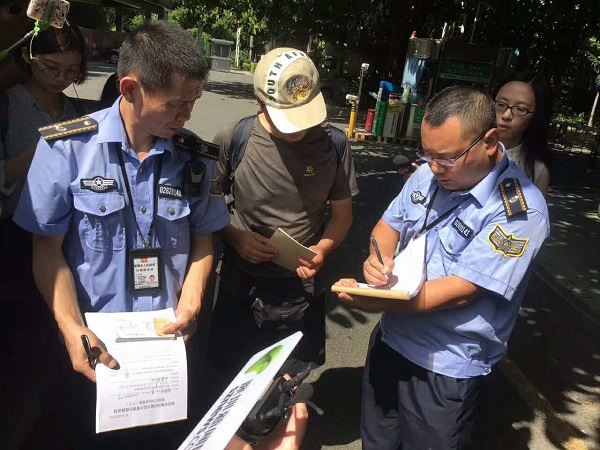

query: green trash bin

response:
[250,62,257,74]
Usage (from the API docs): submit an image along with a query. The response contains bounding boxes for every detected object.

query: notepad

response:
[267,228,317,271]
[332,233,427,300]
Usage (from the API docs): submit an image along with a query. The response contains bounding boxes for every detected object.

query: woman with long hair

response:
[493,71,553,197]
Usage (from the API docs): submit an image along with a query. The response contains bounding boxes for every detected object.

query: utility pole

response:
[589,88,599,128]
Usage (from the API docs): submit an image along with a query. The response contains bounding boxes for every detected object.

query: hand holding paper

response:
[267,228,317,272]
[233,229,279,264]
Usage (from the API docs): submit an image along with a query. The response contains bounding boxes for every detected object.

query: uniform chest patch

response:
[451,218,474,239]
[488,224,529,258]
[80,176,117,192]
[158,184,183,199]
[410,191,426,204]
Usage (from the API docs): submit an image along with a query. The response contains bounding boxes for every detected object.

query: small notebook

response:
[267,228,317,271]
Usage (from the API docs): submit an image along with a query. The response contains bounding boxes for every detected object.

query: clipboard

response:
[331,284,410,300]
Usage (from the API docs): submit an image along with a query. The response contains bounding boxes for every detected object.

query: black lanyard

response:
[418,186,467,237]
[115,144,163,249]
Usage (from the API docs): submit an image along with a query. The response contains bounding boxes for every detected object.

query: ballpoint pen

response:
[370,235,389,280]
[81,334,97,370]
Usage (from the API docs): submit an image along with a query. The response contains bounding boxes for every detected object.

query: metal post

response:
[347,98,358,138]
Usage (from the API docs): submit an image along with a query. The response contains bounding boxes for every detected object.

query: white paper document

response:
[356,233,427,298]
[267,227,317,271]
[178,332,303,450]
[85,308,187,433]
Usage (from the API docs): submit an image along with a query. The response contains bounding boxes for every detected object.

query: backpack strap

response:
[0,90,8,146]
[225,115,255,205]
[229,115,256,177]
[329,125,348,166]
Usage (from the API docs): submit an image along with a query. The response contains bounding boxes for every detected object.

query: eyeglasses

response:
[494,100,534,117]
[31,57,80,80]
[416,129,489,167]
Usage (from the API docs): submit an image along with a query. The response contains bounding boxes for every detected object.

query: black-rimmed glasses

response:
[494,100,535,117]
[416,129,490,167]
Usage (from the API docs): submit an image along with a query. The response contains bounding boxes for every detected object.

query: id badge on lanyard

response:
[116,144,166,294]
[128,248,164,293]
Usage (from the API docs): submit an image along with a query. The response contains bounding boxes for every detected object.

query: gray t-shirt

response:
[215,116,359,277]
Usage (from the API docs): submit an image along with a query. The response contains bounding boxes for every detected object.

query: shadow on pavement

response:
[303,367,363,449]
[204,80,256,100]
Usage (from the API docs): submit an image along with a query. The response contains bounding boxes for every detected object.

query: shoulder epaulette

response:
[498,178,528,217]
[174,130,219,161]
[39,116,98,141]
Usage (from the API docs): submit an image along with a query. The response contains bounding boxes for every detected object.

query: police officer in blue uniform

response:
[334,86,549,449]
[13,21,229,447]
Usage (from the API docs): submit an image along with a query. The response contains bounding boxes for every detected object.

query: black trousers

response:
[361,324,482,450]
[207,251,326,401]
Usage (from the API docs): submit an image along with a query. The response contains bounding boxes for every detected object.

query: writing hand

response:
[363,254,394,286]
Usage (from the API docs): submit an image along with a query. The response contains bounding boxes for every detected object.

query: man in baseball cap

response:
[253,47,327,133]
[208,47,359,447]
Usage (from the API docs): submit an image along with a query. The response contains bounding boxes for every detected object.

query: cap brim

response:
[265,92,327,134]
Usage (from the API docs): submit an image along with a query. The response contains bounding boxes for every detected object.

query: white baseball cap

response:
[253,47,326,133]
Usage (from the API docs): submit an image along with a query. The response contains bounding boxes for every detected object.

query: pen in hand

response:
[81,334,97,370]
[370,235,389,280]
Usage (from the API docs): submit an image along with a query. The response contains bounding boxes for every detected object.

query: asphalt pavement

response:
[16,63,598,450]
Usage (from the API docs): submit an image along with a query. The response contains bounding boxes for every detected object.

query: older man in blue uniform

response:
[14,21,229,449]
[334,85,549,449]
[14,21,228,382]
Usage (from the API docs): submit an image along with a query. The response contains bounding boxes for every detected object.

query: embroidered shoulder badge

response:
[39,116,98,141]
[81,176,117,192]
[410,191,426,204]
[499,178,528,217]
[210,176,223,197]
[488,224,529,258]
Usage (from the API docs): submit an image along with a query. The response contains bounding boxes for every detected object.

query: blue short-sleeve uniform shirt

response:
[380,148,549,378]
[14,98,229,313]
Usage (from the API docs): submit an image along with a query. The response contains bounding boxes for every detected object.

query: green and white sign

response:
[439,60,492,83]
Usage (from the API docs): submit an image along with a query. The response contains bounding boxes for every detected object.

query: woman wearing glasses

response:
[0,23,86,297]
[493,72,553,197]
[1,22,87,218]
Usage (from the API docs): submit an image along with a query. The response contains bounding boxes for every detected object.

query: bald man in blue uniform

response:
[334,85,549,449]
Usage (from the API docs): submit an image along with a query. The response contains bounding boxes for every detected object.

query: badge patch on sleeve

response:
[452,218,474,239]
[210,176,223,197]
[410,191,426,204]
[488,224,529,258]
[80,176,117,192]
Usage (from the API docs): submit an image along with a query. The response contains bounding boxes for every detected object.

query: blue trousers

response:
[361,324,481,450]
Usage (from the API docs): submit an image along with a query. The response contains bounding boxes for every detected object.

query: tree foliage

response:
[74,0,600,116]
